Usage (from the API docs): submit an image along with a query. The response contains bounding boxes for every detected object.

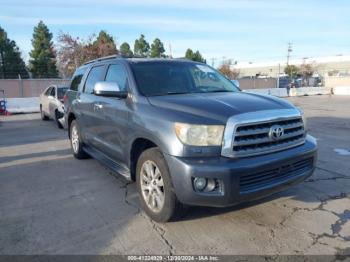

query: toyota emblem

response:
[269,125,284,140]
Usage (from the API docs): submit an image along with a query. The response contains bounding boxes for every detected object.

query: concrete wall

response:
[244,87,331,98]
[238,78,277,90]
[0,79,70,98]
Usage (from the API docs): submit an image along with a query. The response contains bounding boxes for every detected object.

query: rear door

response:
[78,64,106,147]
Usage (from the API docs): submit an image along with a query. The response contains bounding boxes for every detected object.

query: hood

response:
[147,91,294,122]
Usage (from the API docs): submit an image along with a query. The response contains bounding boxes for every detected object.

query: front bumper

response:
[164,135,317,207]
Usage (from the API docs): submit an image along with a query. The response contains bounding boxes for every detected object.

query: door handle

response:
[94,103,103,110]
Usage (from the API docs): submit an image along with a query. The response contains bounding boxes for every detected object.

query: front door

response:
[94,63,131,165]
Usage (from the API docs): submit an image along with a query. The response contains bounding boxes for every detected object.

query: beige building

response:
[232,55,350,78]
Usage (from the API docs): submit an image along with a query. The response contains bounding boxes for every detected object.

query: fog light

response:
[193,177,207,191]
[206,178,216,192]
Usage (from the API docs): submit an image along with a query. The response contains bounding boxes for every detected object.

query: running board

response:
[83,145,131,180]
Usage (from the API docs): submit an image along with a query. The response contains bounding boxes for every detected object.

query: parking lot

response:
[0,95,349,255]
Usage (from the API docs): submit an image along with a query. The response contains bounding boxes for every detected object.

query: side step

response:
[83,145,131,180]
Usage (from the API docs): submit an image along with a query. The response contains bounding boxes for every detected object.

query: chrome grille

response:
[232,117,305,157]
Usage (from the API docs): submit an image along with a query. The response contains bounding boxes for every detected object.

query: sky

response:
[1,0,350,66]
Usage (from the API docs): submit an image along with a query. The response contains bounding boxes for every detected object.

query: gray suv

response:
[65,55,317,222]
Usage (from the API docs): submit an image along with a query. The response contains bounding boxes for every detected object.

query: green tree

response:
[134,34,150,57]
[284,64,299,78]
[0,26,28,79]
[185,48,206,63]
[29,21,58,78]
[192,51,206,63]
[120,42,133,57]
[150,38,165,58]
[92,30,117,57]
[185,48,194,60]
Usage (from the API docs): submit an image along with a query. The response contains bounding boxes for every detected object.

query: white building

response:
[232,55,350,78]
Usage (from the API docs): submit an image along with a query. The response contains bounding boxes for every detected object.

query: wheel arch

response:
[129,137,159,181]
[67,112,76,138]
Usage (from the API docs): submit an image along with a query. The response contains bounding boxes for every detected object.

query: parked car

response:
[65,55,317,222]
[39,85,68,128]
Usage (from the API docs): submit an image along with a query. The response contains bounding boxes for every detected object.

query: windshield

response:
[130,61,239,96]
[57,87,68,99]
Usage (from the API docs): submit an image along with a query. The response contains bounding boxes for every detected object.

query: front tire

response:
[136,148,186,222]
[55,110,64,129]
[40,105,49,120]
[70,120,89,159]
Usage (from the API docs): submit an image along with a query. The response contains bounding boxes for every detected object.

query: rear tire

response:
[40,105,49,121]
[136,147,186,222]
[55,110,63,129]
[70,120,89,159]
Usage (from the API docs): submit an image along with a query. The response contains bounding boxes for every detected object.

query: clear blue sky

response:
[1,0,350,65]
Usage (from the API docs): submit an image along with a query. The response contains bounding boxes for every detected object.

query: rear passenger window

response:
[70,67,87,91]
[105,64,128,91]
[84,66,105,94]
[70,75,83,91]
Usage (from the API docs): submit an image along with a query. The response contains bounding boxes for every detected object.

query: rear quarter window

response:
[70,67,87,91]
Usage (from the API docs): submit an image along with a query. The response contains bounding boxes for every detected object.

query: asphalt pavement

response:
[0,95,349,255]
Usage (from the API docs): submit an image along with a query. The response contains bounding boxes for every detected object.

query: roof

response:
[83,55,193,66]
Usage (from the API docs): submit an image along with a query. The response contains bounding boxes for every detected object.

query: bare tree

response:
[56,31,117,78]
[299,63,315,86]
[218,60,239,79]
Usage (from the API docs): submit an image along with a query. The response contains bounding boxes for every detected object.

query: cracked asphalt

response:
[0,96,349,255]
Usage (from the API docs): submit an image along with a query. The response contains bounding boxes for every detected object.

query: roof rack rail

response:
[82,54,177,66]
[83,54,123,65]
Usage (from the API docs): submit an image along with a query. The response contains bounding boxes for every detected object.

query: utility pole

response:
[210,58,217,67]
[0,47,5,79]
[277,63,281,88]
[286,42,292,65]
[168,43,173,58]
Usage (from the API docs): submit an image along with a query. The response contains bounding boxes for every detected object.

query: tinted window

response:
[70,67,87,91]
[57,87,68,99]
[105,64,128,91]
[45,87,52,96]
[50,87,56,97]
[130,62,239,96]
[84,66,105,94]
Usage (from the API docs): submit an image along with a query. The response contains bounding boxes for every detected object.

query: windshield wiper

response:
[166,91,190,95]
[207,89,232,93]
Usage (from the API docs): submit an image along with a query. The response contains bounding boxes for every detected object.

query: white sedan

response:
[39,85,68,129]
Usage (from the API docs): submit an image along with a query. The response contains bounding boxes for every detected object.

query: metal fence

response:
[0,79,70,98]
[238,78,277,90]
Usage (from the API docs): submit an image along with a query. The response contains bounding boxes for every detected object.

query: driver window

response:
[105,64,128,91]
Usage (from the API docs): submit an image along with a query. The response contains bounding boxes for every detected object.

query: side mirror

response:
[93,81,128,98]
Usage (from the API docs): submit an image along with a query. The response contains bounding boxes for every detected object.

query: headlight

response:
[298,108,307,131]
[175,123,225,146]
